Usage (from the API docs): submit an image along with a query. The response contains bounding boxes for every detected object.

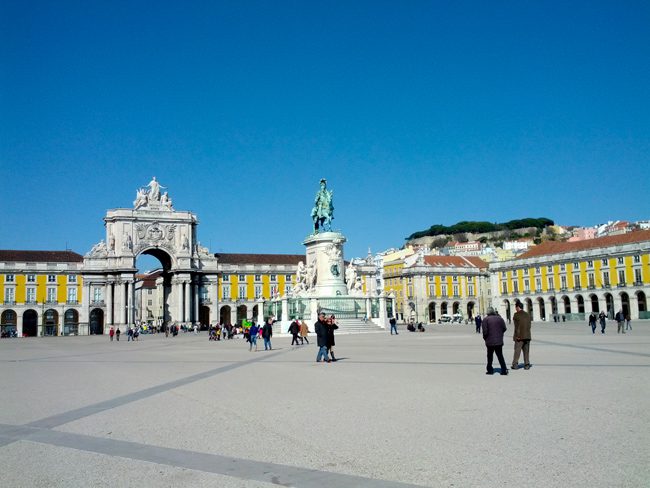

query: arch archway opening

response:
[22,310,38,337]
[1,309,17,337]
[135,249,174,329]
[576,295,585,314]
[466,302,475,320]
[589,294,599,313]
[64,309,79,336]
[90,308,104,335]
[44,309,59,336]
[637,291,647,316]
[537,298,546,321]
[428,302,436,322]
[620,292,630,317]
[220,305,232,326]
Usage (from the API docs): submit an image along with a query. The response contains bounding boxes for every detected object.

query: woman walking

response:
[326,315,339,361]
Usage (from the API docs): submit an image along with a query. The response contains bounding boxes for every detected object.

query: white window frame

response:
[27,274,36,282]
[238,285,247,299]
[4,287,15,302]
[222,285,230,300]
[26,287,36,303]
[68,275,77,283]
[222,274,229,282]
[47,287,57,302]
[5,274,15,282]
[67,287,77,303]
[48,274,56,283]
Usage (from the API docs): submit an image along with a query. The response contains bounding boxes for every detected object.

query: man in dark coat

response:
[288,319,301,345]
[262,318,273,350]
[326,315,339,361]
[474,314,482,334]
[511,300,532,370]
[482,306,508,375]
[315,312,330,363]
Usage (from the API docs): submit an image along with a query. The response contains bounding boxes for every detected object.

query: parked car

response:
[452,314,464,324]
[438,314,453,324]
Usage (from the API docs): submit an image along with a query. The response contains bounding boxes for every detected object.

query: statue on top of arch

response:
[134,177,173,210]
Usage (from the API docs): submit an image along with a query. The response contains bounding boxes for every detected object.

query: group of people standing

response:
[246,318,274,351]
[108,325,142,342]
[482,300,532,375]
[315,312,339,362]
[587,310,632,334]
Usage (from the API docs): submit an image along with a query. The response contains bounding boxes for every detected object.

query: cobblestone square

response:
[1,322,649,487]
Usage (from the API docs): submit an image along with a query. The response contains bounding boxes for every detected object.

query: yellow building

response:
[401,254,489,323]
[0,250,85,336]
[490,230,650,321]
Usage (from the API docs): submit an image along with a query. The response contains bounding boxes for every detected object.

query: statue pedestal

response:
[303,232,348,297]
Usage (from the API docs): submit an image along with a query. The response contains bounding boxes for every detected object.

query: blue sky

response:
[1,1,649,264]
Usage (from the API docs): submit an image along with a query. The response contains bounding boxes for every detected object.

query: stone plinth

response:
[303,232,347,297]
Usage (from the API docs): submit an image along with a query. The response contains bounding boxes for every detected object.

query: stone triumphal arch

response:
[82,178,219,330]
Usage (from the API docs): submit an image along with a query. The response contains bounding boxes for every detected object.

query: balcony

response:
[90,300,105,306]
[560,287,568,292]
[616,283,627,288]
[25,299,37,305]
[46,299,58,304]
[199,298,212,305]
[588,285,596,290]
[3,300,16,306]
[66,300,79,305]
[603,284,611,289]
[634,281,644,287]
[574,286,581,291]
[547,287,555,292]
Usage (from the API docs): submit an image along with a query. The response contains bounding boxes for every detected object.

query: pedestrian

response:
[588,312,597,334]
[249,323,259,351]
[299,319,310,344]
[262,318,273,350]
[475,314,482,334]
[389,316,398,335]
[615,309,626,334]
[116,327,121,341]
[326,315,339,362]
[482,307,508,375]
[625,315,632,332]
[599,311,607,334]
[315,312,330,363]
[127,326,133,341]
[511,300,532,370]
[109,326,115,341]
[288,318,301,345]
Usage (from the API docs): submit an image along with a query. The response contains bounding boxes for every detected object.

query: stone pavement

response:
[0,321,649,487]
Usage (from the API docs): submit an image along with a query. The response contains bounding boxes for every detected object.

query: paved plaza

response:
[1,322,649,487]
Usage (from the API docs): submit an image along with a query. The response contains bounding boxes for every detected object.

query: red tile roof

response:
[0,250,84,263]
[215,253,304,265]
[423,255,487,268]
[517,230,650,259]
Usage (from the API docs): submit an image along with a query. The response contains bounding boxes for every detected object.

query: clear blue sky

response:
[2,1,649,263]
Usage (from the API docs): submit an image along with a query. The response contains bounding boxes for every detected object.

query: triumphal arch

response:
[82,177,219,331]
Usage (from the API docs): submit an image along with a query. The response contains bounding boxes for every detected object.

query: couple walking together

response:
[315,312,339,362]
[483,300,532,375]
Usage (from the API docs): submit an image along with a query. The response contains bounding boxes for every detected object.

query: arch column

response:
[570,296,579,316]
[613,294,623,315]
[16,313,23,337]
[230,307,237,326]
[184,280,190,323]
[121,281,128,325]
[176,280,183,324]
[106,281,113,327]
[629,294,639,320]
[193,280,199,325]
[598,295,607,316]
[127,280,134,326]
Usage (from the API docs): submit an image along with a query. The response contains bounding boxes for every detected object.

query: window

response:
[222,285,230,300]
[634,255,641,264]
[27,274,36,282]
[407,277,412,284]
[501,282,507,294]
[147,300,153,306]
[453,285,459,296]
[547,277,554,290]
[286,274,292,280]
[254,285,262,299]
[635,268,643,284]
[147,289,152,295]
[238,274,245,281]
[560,264,566,272]
[467,276,474,282]
[93,287,103,302]
[199,287,208,301]
[468,284,475,296]
[547,266,553,272]
[535,267,540,273]
[67,288,77,303]
[5,274,15,282]
[536,278,542,290]
[26,287,36,303]
[452,275,458,282]
[47,287,57,302]
[588,273,595,287]
[573,262,579,269]
[617,257,624,265]
[271,285,278,296]
[48,275,56,283]
[270,274,277,282]
[68,275,77,283]
[407,286,413,298]
[442,284,448,296]
[618,269,626,285]
[601,259,608,267]
[574,275,581,288]
[4,287,15,303]
[512,282,518,293]
[222,275,229,282]
[560,276,567,289]
[284,284,291,296]
[587,260,593,268]
[603,271,610,286]
[524,279,530,293]
[429,285,435,296]
[255,274,261,282]
[238,285,247,298]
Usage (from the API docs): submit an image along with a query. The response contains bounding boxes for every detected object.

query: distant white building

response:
[503,239,532,252]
